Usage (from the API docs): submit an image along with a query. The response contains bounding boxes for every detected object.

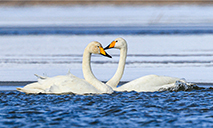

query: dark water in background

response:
[0,87,213,127]
[1,25,213,35]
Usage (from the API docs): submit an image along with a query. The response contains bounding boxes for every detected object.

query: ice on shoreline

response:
[0,35,213,83]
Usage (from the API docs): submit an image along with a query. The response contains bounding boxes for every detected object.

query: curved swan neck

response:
[106,46,127,88]
[82,48,113,93]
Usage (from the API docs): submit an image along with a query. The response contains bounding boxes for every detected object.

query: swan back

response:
[116,75,180,92]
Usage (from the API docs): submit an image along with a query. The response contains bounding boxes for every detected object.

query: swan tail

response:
[67,69,71,75]
[34,74,47,79]
[16,87,43,94]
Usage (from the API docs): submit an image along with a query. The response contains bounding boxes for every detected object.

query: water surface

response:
[0,88,212,127]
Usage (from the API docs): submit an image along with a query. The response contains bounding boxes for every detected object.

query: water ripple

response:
[0,88,213,127]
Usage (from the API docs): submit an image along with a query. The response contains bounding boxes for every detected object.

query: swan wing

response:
[46,74,101,94]
[17,73,101,94]
[16,81,44,94]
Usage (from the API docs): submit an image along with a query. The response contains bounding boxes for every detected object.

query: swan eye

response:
[116,40,118,43]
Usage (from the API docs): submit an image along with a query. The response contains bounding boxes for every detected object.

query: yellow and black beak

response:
[104,40,116,50]
[100,47,112,58]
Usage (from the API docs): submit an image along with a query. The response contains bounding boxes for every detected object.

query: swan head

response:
[104,37,127,50]
[87,41,112,58]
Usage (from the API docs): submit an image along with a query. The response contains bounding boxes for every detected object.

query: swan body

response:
[104,37,194,92]
[17,41,113,95]
[17,74,101,94]
[115,75,180,92]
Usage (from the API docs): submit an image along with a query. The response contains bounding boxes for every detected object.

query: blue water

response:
[0,87,212,127]
[1,25,213,35]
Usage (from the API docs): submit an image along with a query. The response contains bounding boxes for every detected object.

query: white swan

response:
[17,41,113,95]
[104,37,194,92]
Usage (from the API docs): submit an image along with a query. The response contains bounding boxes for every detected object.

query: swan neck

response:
[106,46,127,88]
[82,49,113,93]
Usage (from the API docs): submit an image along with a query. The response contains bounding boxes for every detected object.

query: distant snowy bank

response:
[0,5,213,27]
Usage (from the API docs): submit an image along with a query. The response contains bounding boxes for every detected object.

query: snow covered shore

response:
[0,5,213,27]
